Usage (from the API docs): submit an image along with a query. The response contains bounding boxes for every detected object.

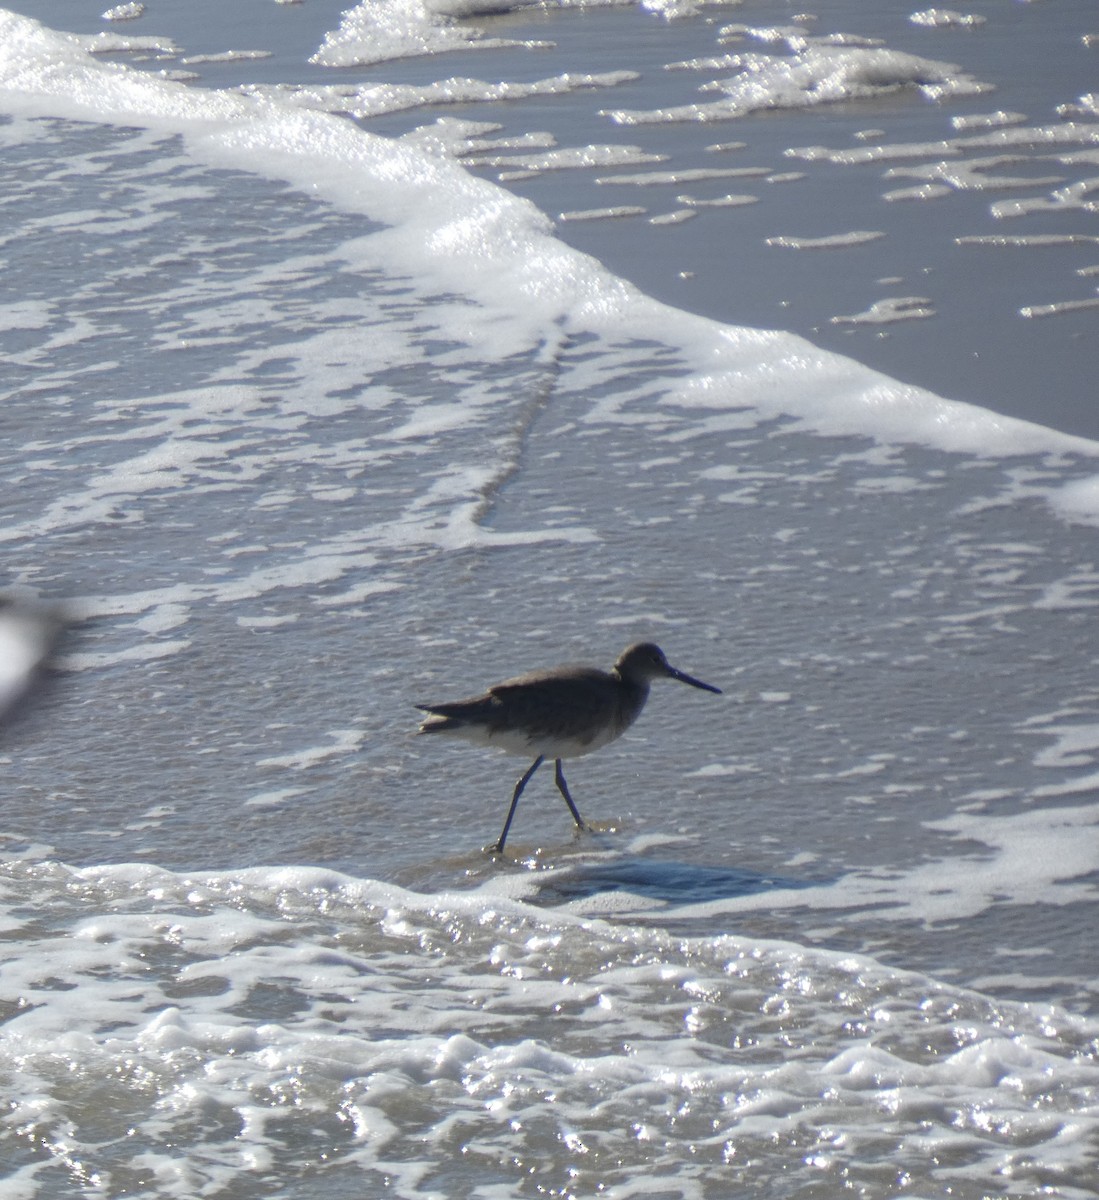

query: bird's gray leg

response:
[494,755,544,854]
[554,759,587,831]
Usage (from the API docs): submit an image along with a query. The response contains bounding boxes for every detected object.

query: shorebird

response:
[415,642,722,853]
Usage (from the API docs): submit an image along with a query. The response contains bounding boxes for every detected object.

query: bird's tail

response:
[415,703,473,734]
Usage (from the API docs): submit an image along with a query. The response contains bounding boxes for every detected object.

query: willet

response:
[415,642,722,853]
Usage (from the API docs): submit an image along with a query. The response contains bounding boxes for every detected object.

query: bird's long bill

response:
[668,665,722,694]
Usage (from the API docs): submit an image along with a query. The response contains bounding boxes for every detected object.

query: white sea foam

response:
[598,165,769,184]
[789,121,1099,167]
[909,8,986,28]
[783,109,1099,341]
[950,109,1027,131]
[102,2,146,18]
[85,31,179,56]
[648,207,696,224]
[0,860,1095,1197]
[2,5,1090,477]
[553,798,1099,928]
[1020,295,1099,319]
[605,43,989,124]
[831,295,936,324]
[310,0,534,67]
[766,230,885,249]
[677,191,758,207]
[242,70,639,120]
[558,204,648,221]
[886,153,1067,192]
[484,143,666,181]
[882,180,953,200]
[182,49,274,64]
[256,728,368,769]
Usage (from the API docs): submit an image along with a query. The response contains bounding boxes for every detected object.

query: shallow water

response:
[2,1,1099,1196]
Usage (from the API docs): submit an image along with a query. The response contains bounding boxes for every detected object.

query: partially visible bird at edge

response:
[415,642,722,854]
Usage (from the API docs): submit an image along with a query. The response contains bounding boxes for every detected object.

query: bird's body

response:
[416,663,648,758]
[416,642,721,853]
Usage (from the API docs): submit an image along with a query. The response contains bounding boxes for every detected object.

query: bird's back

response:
[417,664,648,759]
